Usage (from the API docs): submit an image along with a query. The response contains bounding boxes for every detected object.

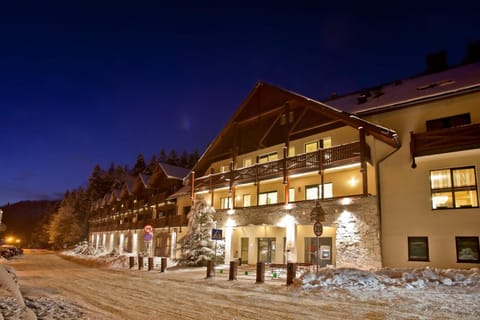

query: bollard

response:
[229,261,238,280]
[138,255,144,270]
[148,257,154,271]
[256,262,265,283]
[206,260,214,278]
[129,256,135,269]
[287,262,297,285]
[161,257,167,272]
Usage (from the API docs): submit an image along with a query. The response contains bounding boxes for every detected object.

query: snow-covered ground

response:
[1,246,479,319]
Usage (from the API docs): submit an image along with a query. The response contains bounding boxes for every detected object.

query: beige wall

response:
[368,93,480,268]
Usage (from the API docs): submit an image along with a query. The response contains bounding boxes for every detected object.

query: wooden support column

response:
[209,168,214,207]
[191,171,195,205]
[255,156,260,206]
[318,139,325,199]
[359,127,368,196]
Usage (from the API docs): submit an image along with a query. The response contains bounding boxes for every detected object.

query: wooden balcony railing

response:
[410,123,480,168]
[194,141,367,192]
[89,214,188,233]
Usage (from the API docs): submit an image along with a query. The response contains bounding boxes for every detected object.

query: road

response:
[8,251,480,319]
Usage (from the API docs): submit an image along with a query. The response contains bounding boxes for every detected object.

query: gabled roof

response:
[192,82,400,176]
[158,162,191,180]
[326,62,480,115]
[166,185,191,201]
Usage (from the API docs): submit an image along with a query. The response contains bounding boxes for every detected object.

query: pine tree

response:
[188,149,200,169]
[166,149,179,166]
[158,148,167,163]
[177,196,222,266]
[145,155,158,175]
[133,153,147,176]
[179,150,189,168]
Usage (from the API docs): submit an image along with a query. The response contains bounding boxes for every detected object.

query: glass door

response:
[241,237,249,264]
[258,238,276,263]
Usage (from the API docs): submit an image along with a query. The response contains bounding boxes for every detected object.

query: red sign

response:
[143,225,154,234]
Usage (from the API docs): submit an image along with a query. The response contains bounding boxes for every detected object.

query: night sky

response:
[1,1,479,205]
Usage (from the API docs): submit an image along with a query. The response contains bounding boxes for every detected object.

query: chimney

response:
[463,40,480,64]
[426,50,448,74]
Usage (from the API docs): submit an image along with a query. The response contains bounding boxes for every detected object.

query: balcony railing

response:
[89,214,188,233]
[410,123,480,167]
[194,141,367,192]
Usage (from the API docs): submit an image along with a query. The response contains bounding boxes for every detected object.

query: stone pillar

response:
[256,262,265,283]
[229,261,238,280]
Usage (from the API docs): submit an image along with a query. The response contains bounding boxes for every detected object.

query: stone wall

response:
[213,196,382,269]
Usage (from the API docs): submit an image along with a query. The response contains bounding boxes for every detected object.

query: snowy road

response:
[7,251,480,319]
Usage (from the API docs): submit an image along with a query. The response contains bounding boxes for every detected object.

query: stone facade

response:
[213,196,382,269]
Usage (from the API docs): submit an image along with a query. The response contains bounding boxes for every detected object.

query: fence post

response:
[148,257,154,271]
[138,255,144,270]
[256,262,265,283]
[287,262,297,285]
[206,260,214,278]
[129,256,135,269]
[161,257,167,272]
[229,261,238,280]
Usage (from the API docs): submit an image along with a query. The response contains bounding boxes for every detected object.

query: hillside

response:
[1,200,59,247]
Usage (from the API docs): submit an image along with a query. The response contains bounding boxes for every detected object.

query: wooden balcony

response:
[410,123,480,167]
[194,141,368,192]
[89,213,188,233]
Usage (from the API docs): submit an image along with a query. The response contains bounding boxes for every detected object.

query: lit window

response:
[258,152,278,163]
[221,197,232,209]
[243,158,252,167]
[288,146,295,157]
[288,188,295,203]
[305,183,333,200]
[243,194,251,207]
[430,167,478,209]
[305,141,319,153]
[220,165,229,172]
[258,191,277,205]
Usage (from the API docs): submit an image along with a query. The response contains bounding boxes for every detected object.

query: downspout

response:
[375,134,401,268]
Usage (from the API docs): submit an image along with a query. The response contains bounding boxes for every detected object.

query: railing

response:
[411,123,480,157]
[194,141,367,192]
[89,212,188,233]
[410,123,480,167]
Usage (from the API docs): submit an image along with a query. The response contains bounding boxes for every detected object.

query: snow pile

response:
[61,242,130,269]
[0,264,37,319]
[68,240,107,256]
[298,266,480,290]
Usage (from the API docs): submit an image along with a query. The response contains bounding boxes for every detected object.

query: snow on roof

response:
[158,162,191,180]
[326,62,480,114]
[166,185,191,200]
[139,174,151,187]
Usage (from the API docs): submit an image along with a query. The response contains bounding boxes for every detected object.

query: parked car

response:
[0,247,13,259]
[1,245,23,257]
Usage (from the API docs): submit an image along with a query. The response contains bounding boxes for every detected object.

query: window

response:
[426,113,471,131]
[305,141,319,153]
[243,158,252,167]
[305,183,333,200]
[430,166,478,209]
[408,237,429,261]
[455,237,480,263]
[182,206,191,215]
[243,194,251,207]
[288,188,295,203]
[258,191,277,205]
[258,152,278,163]
[288,146,295,157]
[221,197,232,209]
[220,164,229,172]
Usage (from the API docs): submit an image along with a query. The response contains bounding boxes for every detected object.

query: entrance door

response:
[258,238,276,263]
[304,237,333,267]
[240,238,249,264]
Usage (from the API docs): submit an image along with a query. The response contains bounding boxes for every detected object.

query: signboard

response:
[313,221,323,237]
[211,228,223,240]
[143,225,154,234]
[143,233,153,242]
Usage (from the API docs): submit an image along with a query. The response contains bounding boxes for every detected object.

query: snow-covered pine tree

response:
[177,196,221,266]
